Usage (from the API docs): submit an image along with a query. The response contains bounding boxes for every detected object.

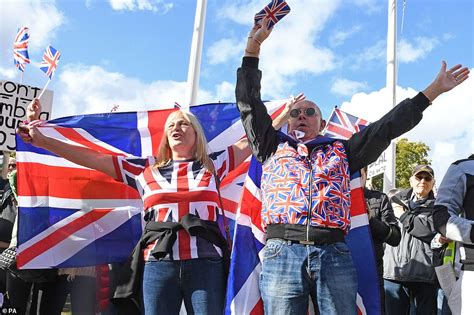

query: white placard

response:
[367,150,387,178]
[0,80,53,152]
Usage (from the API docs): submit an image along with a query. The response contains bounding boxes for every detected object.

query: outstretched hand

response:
[435,61,469,92]
[422,61,470,102]
[245,17,273,57]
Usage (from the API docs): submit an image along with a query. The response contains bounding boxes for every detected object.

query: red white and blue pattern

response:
[325,108,370,140]
[15,101,285,269]
[260,140,351,231]
[226,157,381,315]
[40,45,61,79]
[254,0,291,28]
[13,27,30,72]
[112,148,234,261]
[226,112,380,314]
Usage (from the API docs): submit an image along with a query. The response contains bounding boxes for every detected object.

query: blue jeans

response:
[384,279,437,315]
[142,258,225,315]
[260,239,358,315]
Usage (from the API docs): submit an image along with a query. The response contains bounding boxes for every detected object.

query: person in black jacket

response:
[361,167,400,313]
[238,17,469,315]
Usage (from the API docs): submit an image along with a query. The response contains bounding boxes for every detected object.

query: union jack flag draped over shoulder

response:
[40,45,61,79]
[13,27,30,72]
[324,107,370,139]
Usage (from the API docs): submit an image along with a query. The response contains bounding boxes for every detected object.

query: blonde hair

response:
[154,110,215,173]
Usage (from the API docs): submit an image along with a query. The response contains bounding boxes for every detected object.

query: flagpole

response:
[383,0,397,193]
[38,79,51,100]
[185,0,208,108]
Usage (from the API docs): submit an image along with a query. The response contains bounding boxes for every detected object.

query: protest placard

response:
[0,80,53,151]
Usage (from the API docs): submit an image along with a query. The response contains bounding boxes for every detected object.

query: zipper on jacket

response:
[305,146,318,242]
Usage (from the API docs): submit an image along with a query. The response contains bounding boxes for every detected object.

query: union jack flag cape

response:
[15,101,285,268]
[225,110,381,314]
[254,0,291,28]
[39,45,61,79]
[13,27,30,72]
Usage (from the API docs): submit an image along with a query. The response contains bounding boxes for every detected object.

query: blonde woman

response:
[18,102,251,315]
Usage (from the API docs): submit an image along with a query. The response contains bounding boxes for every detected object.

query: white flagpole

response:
[383,0,397,193]
[37,79,51,100]
[185,0,208,108]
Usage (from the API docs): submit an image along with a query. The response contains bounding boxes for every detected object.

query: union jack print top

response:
[112,147,235,261]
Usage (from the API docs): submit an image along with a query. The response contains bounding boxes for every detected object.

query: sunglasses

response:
[415,175,432,181]
[289,107,317,118]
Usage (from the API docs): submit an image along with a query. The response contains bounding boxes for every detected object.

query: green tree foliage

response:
[370,138,431,190]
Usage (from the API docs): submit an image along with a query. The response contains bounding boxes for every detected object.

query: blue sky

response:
[0,0,473,179]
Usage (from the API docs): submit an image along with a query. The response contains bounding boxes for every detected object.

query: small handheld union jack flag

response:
[254,0,291,28]
[40,45,61,79]
[13,27,30,73]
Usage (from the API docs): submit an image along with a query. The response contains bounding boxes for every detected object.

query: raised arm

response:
[17,123,116,179]
[237,18,282,163]
[346,61,469,171]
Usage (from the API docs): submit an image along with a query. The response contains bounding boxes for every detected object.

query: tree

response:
[371,138,431,190]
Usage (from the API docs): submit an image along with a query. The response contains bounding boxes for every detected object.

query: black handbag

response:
[0,247,57,283]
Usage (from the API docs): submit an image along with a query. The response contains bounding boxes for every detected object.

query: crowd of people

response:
[0,15,470,315]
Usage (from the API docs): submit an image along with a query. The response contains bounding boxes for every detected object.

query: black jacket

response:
[364,188,401,271]
[383,189,439,283]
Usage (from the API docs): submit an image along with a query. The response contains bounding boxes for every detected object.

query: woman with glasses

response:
[383,165,446,314]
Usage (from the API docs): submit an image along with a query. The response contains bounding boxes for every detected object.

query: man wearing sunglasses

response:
[383,165,445,314]
[236,16,469,315]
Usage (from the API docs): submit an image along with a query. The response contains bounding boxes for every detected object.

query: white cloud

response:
[339,70,474,182]
[330,78,368,96]
[214,81,235,103]
[330,26,362,47]
[353,40,386,68]
[207,38,243,65]
[53,64,228,118]
[214,0,342,99]
[398,37,440,63]
[218,1,262,25]
[353,36,441,68]
[108,0,173,13]
[0,0,65,79]
[350,0,381,14]
[0,67,17,80]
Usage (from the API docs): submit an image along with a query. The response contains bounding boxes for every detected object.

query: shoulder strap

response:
[213,172,233,251]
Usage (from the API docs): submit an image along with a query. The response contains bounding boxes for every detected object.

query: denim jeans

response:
[142,258,225,315]
[384,279,437,315]
[259,238,358,315]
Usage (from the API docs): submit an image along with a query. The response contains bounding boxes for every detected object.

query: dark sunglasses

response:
[8,164,16,168]
[289,107,316,118]
[415,175,432,181]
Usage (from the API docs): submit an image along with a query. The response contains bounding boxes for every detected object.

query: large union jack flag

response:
[40,45,61,79]
[15,101,285,269]
[13,27,30,73]
[324,108,370,140]
[254,0,291,28]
